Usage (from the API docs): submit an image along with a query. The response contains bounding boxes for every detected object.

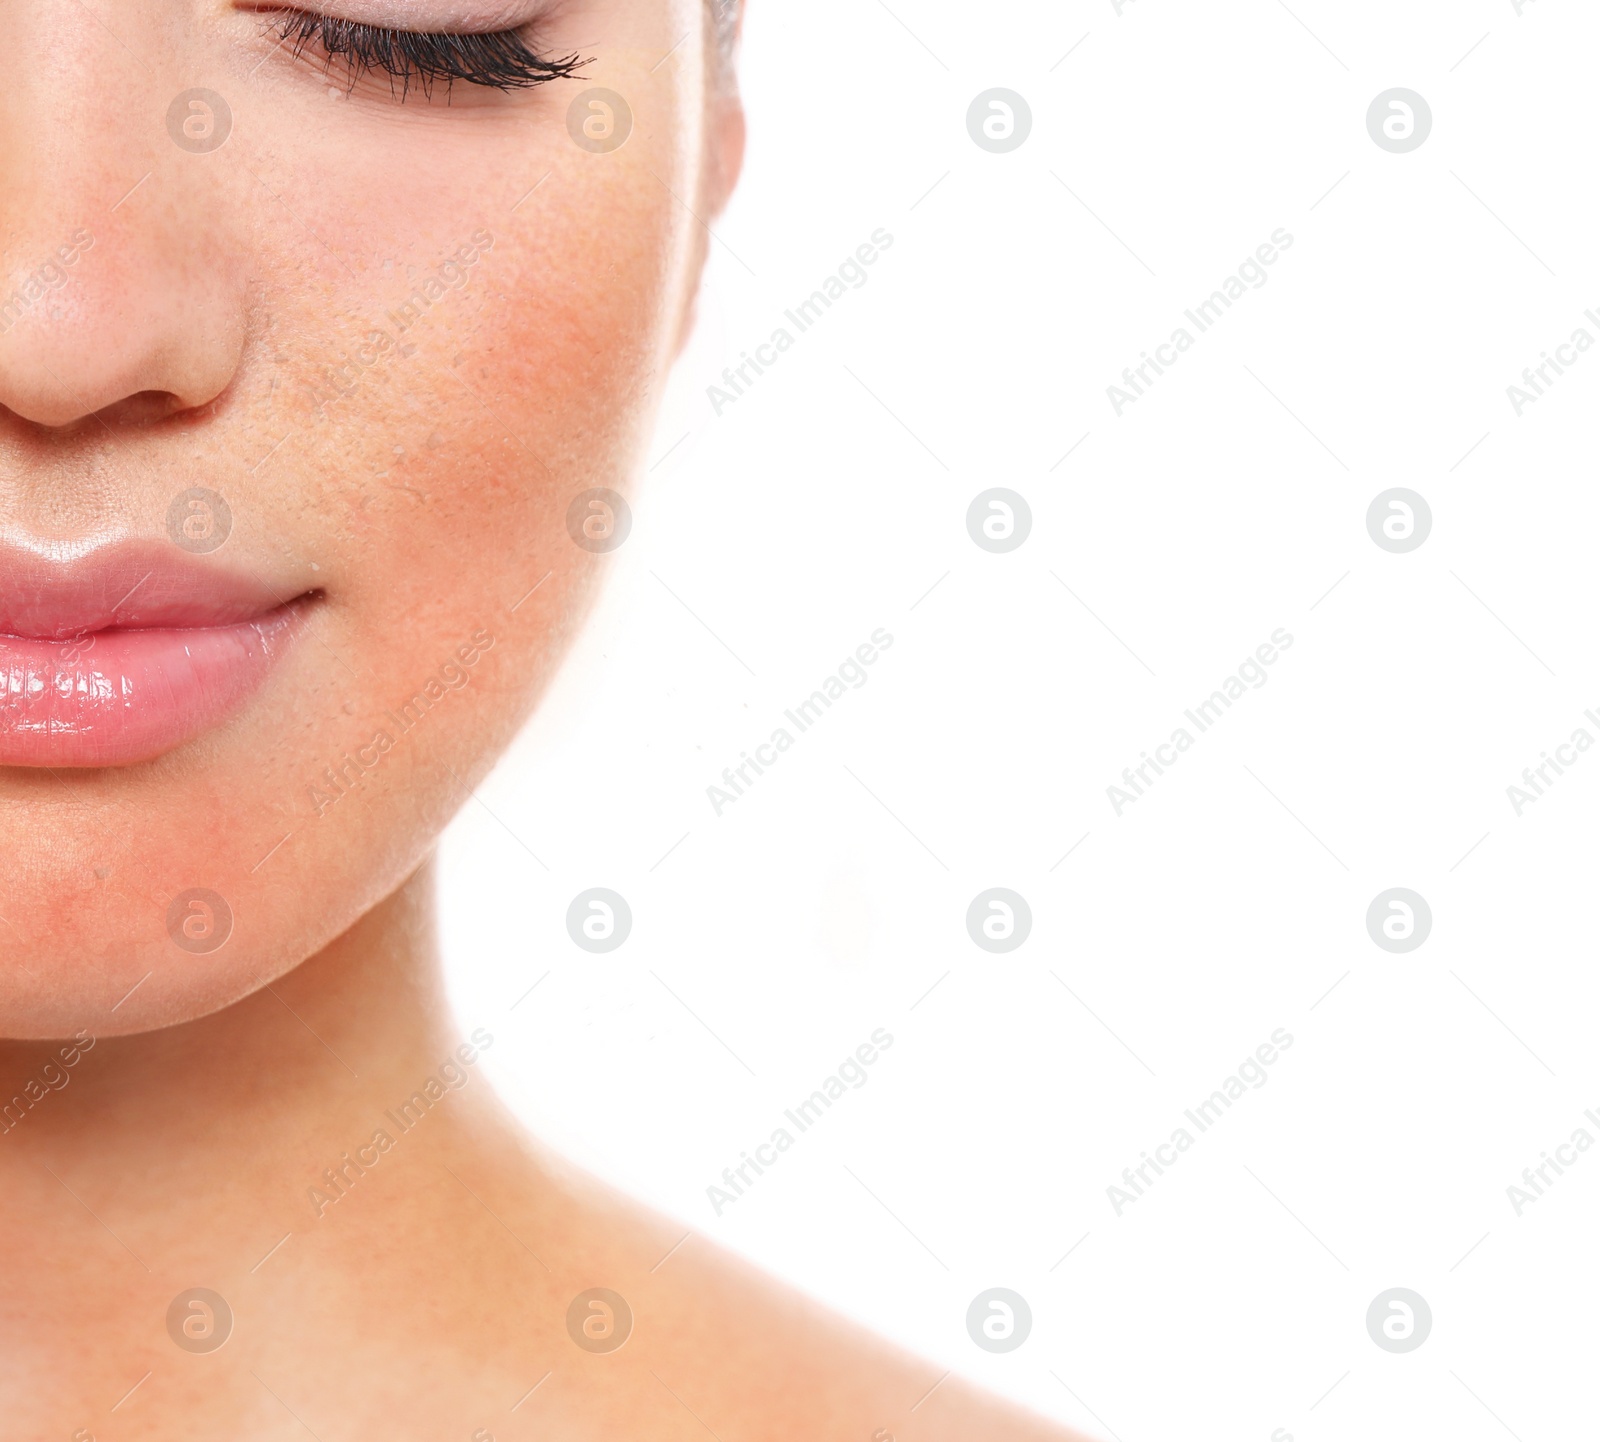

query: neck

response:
[0,858,487,1278]
[1,858,576,1434]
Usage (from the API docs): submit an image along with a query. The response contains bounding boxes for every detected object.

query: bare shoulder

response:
[474,1142,1091,1441]
[607,1202,1090,1442]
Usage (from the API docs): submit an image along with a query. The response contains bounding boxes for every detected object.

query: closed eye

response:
[268,10,588,97]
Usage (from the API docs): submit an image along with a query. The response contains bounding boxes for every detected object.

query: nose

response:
[0,16,247,429]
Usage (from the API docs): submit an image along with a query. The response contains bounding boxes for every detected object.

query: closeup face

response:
[0,0,740,1038]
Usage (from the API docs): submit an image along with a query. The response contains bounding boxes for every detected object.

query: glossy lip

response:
[0,541,318,768]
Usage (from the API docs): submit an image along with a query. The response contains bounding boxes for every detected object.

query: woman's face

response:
[0,0,736,1037]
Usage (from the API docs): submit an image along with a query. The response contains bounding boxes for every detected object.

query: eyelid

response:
[264,7,587,95]
[250,0,545,31]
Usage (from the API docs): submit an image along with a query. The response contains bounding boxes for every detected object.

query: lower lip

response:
[0,607,304,768]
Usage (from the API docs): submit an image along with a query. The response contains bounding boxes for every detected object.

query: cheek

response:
[0,12,707,1037]
[335,173,683,702]
[267,107,689,602]
[452,195,683,497]
[244,191,684,1012]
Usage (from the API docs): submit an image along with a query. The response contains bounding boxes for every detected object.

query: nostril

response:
[0,220,246,431]
[0,390,192,434]
[86,391,194,428]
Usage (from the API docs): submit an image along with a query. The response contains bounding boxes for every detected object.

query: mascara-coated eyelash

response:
[273,11,588,95]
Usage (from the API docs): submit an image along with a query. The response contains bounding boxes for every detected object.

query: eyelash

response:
[273,11,587,95]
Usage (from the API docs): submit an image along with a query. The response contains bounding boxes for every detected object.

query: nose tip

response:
[0,234,246,430]
[0,118,249,431]
[0,9,252,432]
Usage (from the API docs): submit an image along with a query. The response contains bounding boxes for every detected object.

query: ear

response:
[705,49,747,221]
[672,10,747,358]
[704,0,748,218]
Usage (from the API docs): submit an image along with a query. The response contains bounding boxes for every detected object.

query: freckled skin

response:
[0,0,700,1033]
[0,4,1086,1438]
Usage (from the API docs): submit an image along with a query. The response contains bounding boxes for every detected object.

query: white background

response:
[443,2,1600,1437]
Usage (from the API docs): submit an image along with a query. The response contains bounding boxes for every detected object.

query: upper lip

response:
[0,538,317,640]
